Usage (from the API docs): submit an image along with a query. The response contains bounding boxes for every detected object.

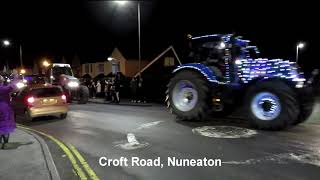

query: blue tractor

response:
[167,34,317,130]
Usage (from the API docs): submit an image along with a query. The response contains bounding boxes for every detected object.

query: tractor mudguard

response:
[173,63,223,84]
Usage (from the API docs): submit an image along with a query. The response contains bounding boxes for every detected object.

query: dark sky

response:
[0,0,318,71]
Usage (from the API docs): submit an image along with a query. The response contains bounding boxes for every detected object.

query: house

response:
[131,46,182,102]
[81,48,149,78]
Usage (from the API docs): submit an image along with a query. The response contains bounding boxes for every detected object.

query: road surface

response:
[19,103,320,180]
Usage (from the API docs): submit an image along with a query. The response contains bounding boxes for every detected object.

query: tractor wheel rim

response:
[251,92,281,121]
[172,80,198,112]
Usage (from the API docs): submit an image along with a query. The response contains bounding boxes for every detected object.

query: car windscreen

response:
[30,87,62,98]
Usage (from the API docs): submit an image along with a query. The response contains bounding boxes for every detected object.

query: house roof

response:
[133,46,182,77]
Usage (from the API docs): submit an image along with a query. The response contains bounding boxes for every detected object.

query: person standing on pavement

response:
[137,75,146,103]
[130,77,138,103]
[96,80,101,98]
[113,72,121,103]
[89,80,96,98]
[0,74,18,149]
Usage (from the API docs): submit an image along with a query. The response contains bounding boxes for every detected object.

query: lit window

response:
[164,57,175,67]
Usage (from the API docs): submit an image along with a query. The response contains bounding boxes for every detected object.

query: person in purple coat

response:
[0,75,18,149]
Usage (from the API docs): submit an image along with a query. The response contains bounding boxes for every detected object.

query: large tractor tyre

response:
[294,88,315,125]
[166,70,211,121]
[244,81,299,130]
[78,85,89,104]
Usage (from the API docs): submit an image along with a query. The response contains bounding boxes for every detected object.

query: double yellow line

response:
[18,125,100,180]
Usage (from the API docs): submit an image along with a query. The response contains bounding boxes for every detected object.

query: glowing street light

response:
[114,0,142,75]
[296,42,305,63]
[20,69,26,74]
[115,1,128,5]
[297,43,304,49]
[2,40,10,46]
[2,39,24,67]
[43,60,50,67]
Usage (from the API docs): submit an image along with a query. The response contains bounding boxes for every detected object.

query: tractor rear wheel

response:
[166,70,211,121]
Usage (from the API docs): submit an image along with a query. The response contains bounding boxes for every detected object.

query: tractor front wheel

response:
[78,85,89,104]
[245,81,299,130]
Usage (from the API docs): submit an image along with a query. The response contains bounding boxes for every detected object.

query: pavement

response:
[88,98,153,107]
[0,128,60,180]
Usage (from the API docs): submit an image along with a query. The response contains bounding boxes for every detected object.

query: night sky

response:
[0,0,318,72]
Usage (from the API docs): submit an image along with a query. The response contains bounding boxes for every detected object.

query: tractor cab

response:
[187,34,258,83]
[46,63,74,85]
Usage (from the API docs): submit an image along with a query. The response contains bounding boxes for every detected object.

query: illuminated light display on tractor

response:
[235,58,305,85]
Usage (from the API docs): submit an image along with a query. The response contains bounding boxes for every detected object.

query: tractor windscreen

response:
[186,37,226,63]
[52,66,73,77]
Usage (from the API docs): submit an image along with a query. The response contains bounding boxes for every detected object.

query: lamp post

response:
[114,1,141,75]
[1,39,24,68]
[2,40,10,71]
[296,42,305,64]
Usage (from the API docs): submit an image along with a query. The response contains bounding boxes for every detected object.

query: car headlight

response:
[16,82,25,89]
[68,81,79,88]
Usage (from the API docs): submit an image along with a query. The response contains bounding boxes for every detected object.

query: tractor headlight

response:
[295,81,304,88]
[68,81,79,88]
[16,82,25,89]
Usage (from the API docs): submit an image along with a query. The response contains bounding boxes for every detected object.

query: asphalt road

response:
[19,103,320,180]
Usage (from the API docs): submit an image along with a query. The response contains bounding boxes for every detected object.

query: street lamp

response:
[1,39,24,68]
[296,42,305,63]
[20,69,26,74]
[2,40,10,47]
[114,1,141,75]
[43,60,50,67]
[115,1,127,6]
[2,40,11,71]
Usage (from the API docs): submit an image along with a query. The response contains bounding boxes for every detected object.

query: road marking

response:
[114,133,149,150]
[127,133,139,145]
[68,144,100,180]
[192,126,257,138]
[136,121,164,130]
[17,125,96,180]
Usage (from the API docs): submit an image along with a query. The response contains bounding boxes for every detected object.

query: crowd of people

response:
[84,72,146,104]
